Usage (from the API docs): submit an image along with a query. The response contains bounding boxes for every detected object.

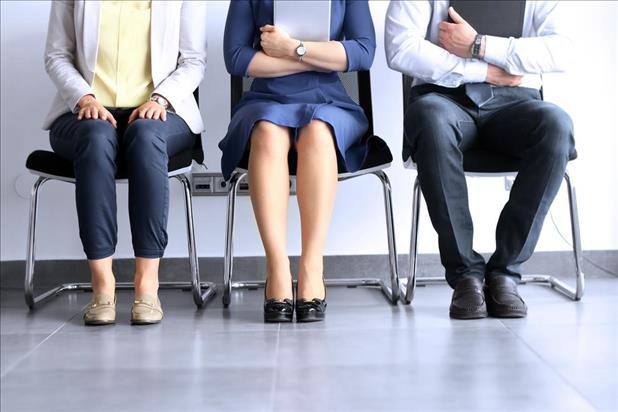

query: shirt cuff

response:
[483,35,511,68]
[463,60,488,83]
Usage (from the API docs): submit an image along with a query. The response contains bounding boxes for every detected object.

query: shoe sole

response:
[487,310,527,318]
[131,319,162,325]
[84,320,115,326]
[296,313,325,323]
[449,310,488,320]
[264,314,293,323]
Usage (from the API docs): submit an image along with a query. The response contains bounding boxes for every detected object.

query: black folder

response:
[449,0,525,38]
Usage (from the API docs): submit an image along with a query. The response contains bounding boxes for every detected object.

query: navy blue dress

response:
[219,0,376,179]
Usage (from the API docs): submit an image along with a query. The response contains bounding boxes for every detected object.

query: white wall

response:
[1,0,617,261]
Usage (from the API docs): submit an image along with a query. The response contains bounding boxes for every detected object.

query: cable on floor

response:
[549,211,618,277]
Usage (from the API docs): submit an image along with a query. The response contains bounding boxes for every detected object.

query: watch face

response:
[297,45,306,56]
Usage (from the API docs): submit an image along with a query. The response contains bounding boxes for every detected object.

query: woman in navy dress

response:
[220,0,375,322]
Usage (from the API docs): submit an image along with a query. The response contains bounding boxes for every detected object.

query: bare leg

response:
[249,121,293,300]
[134,257,160,297]
[88,257,115,296]
[295,120,338,299]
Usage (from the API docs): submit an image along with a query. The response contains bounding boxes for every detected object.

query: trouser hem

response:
[85,248,116,260]
[134,249,165,259]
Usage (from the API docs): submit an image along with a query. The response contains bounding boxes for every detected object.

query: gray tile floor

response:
[1,277,617,412]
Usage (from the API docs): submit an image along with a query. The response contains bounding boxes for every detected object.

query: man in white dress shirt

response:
[385,1,576,319]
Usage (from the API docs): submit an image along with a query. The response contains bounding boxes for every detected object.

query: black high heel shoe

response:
[264,278,294,323]
[295,278,327,323]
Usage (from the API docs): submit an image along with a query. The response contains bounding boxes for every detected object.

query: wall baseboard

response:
[1,250,615,290]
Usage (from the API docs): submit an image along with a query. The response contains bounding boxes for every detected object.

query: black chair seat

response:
[462,148,578,174]
[26,149,194,180]
[237,134,393,175]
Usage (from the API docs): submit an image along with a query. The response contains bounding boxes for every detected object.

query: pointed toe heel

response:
[295,298,327,323]
[264,299,294,323]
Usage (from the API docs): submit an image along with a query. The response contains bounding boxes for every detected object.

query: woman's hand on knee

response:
[77,95,117,128]
[129,101,167,124]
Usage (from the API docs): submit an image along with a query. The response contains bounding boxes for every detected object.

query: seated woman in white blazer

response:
[43,1,206,326]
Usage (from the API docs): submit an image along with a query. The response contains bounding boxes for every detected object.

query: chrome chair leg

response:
[25,174,217,310]
[563,171,585,300]
[404,177,422,304]
[175,174,216,308]
[373,170,400,304]
[223,171,245,307]
[403,170,585,303]
[25,177,51,309]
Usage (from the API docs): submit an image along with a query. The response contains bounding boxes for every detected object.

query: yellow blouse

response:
[92,1,153,108]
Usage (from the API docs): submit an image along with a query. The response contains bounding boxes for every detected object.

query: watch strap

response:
[150,94,169,110]
[471,34,484,59]
[296,41,305,62]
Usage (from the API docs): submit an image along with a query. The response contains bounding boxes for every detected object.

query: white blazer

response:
[43,0,207,134]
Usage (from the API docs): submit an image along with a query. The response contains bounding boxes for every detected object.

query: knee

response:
[250,121,290,159]
[296,120,335,154]
[536,105,574,157]
[73,120,117,159]
[405,95,461,152]
[124,119,166,158]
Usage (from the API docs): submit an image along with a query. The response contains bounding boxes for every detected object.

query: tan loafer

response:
[131,294,163,325]
[83,293,116,326]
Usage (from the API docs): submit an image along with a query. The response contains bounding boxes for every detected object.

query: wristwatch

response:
[295,41,306,61]
[150,94,170,110]
[471,34,484,59]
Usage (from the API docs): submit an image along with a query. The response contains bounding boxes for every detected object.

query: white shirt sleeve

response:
[384,0,487,87]
[483,1,573,75]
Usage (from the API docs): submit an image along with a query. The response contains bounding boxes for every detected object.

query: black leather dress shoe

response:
[484,275,527,318]
[449,276,488,319]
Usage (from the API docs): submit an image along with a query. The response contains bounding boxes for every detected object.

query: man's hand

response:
[438,7,477,58]
[486,64,523,87]
[260,25,297,59]
[77,95,117,128]
[128,101,167,123]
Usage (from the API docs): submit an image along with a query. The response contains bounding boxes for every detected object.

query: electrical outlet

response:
[289,177,297,195]
[214,176,228,193]
[191,172,296,196]
[192,173,215,196]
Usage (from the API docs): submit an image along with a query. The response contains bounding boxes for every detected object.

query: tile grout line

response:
[497,319,600,412]
[0,305,86,380]
[268,322,281,412]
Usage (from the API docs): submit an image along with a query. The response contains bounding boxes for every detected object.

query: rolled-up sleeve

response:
[223,1,258,77]
[340,0,376,72]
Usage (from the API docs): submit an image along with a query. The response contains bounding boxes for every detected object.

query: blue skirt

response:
[218,72,370,179]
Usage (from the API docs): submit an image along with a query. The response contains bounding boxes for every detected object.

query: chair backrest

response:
[192,88,205,164]
[230,71,375,138]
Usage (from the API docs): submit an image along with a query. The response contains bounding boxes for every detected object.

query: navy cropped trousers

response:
[50,109,195,260]
[404,85,576,288]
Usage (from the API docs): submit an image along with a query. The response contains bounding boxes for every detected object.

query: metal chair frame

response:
[221,71,400,306]
[400,75,584,304]
[222,166,400,306]
[24,168,216,309]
